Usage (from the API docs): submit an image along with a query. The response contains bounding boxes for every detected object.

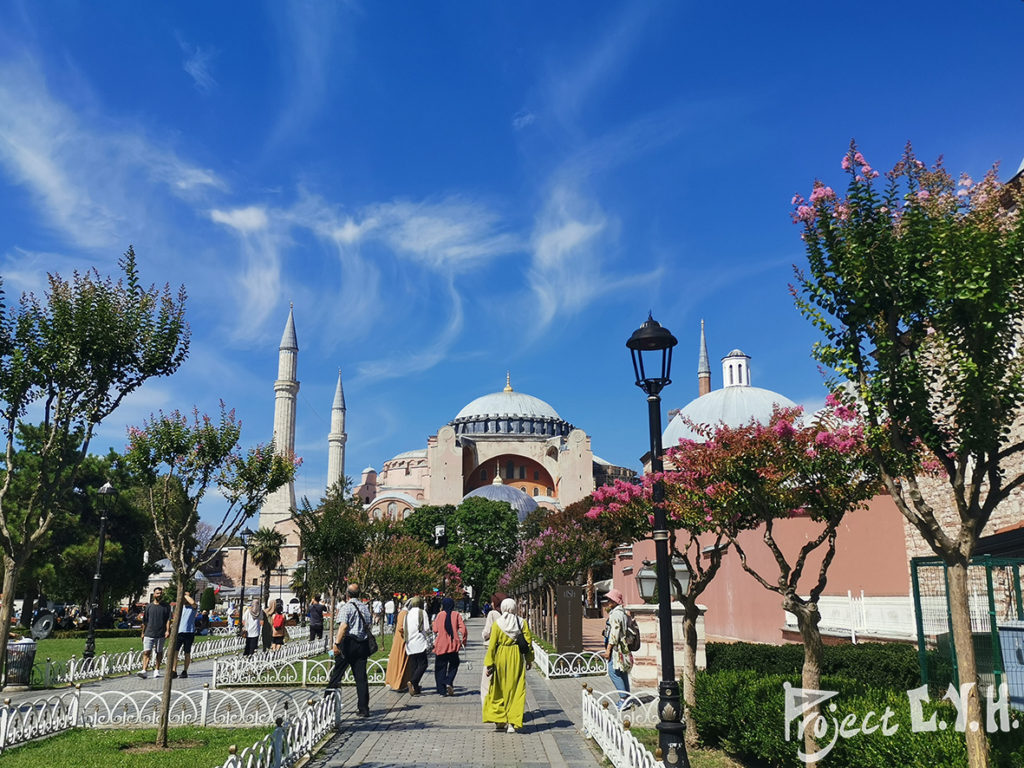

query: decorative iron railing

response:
[211,639,330,687]
[214,694,340,768]
[581,684,659,768]
[31,635,247,688]
[530,642,607,678]
[0,686,344,755]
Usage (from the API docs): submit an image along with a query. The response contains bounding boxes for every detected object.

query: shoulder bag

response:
[514,617,530,656]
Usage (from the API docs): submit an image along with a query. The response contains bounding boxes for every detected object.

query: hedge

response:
[691,670,1024,768]
[705,641,926,691]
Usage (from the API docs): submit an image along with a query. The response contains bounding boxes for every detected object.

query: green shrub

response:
[692,669,1024,767]
[705,641,925,691]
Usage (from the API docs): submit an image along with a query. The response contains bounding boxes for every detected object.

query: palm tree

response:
[248,527,286,607]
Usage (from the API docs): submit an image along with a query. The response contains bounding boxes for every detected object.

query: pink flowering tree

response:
[792,143,1024,768]
[590,467,732,746]
[124,404,297,748]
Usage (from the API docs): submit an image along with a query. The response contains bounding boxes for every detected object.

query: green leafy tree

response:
[292,486,369,624]
[200,586,216,613]
[125,403,295,748]
[447,497,520,611]
[348,536,451,598]
[248,527,286,608]
[792,144,1024,768]
[403,504,456,546]
[0,248,189,666]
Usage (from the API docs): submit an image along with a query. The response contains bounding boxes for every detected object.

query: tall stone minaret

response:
[326,370,347,492]
[698,319,712,396]
[258,306,299,532]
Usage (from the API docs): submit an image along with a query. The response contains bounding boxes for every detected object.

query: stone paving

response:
[307,617,614,768]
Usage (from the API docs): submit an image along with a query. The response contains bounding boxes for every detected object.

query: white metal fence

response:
[581,685,659,768]
[31,634,246,687]
[212,639,329,687]
[531,642,607,679]
[213,656,389,688]
[0,686,343,755]
[214,694,339,768]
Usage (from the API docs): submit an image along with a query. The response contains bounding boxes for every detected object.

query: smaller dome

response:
[663,386,798,446]
[388,449,427,461]
[725,348,748,358]
[463,484,539,523]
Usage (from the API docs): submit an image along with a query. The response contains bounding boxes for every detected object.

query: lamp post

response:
[237,528,253,635]
[627,314,689,768]
[276,566,288,603]
[433,522,447,549]
[83,481,116,659]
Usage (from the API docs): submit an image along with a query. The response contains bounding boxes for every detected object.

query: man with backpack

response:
[601,588,636,709]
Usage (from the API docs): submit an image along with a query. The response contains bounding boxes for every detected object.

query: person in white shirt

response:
[385,598,396,628]
[372,598,384,632]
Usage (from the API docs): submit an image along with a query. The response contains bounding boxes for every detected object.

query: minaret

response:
[698,319,712,396]
[258,306,299,532]
[326,369,347,492]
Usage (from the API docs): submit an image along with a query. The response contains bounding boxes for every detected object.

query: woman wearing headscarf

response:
[482,598,534,733]
[481,591,508,642]
[403,596,431,695]
[432,596,468,696]
[384,597,411,692]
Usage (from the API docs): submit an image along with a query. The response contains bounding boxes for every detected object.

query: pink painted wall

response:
[612,494,910,644]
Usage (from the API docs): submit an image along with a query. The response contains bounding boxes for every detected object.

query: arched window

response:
[506,460,515,479]
[547,487,553,496]
[533,469,540,481]
[480,468,487,481]
[533,488,539,497]
[387,502,397,519]
[729,365,734,385]
[518,465,525,479]
[520,486,527,493]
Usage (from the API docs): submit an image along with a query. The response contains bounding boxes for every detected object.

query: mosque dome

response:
[450,374,574,438]
[663,348,797,446]
[463,483,539,523]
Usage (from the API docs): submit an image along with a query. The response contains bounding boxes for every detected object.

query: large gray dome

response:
[463,484,539,522]
[450,383,574,438]
[663,386,798,446]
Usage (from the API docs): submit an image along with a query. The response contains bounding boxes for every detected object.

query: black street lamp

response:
[626,314,689,768]
[433,523,447,549]
[237,528,253,635]
[83,481,116,660]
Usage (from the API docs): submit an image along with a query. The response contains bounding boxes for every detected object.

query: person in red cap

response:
[601,588,633,709]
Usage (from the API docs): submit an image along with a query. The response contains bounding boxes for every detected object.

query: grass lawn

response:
[310,631,394,662]
[0,726,271,768]
[630,728,745,768]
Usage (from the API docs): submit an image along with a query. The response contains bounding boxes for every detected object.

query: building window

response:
[546,487,553,496]
[533,488,539,497]
[533,469,540,481]
[506,460,514,479]
[520,486,527,493]
[252,578,258,586]
[480,469,487,481]
[387,502,397,518]
[729,365,734,385]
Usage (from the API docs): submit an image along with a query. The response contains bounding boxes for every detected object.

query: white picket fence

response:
[214,656,389,688]
[531,642,607,679]
[581,685,660,768]
[0,686,343,755]
[32,634,246,687]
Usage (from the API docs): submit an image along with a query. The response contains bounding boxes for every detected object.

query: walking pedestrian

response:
[480,591,508,701]
[138,588,171,679]
[170,589,198,679]
[432,596,468,696]
[307,594,326,642]
[384,598,411,692]
[482,598,533,733]
[325,583,373,717]
[404,596,431,695]
[372,596,384,633]
[242,598,262,656]
[384,596,396,629]
[271,600,287,650]
[602,588,633,708]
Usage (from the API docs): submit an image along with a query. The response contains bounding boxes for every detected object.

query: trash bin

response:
[3,640,37,690]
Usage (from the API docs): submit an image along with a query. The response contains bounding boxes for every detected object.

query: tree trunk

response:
[681,598,699,748]
[18,583,37,629]
[793,601,824,760]
[948,559,990,768]
[155,572,185,748]
[0,557,22,685]
[586,566,595,610]
[262,569,270,608]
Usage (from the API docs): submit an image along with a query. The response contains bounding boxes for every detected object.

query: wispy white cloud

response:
[356,280,465,382]
[211,206,269,233]
[180,41,217,93]
[0,57,223,250]
[512,110,536,131]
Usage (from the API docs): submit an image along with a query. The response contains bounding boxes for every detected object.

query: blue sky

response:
[1,1,1022,511]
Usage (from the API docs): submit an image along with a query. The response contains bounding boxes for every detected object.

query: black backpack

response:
[623,613,641,652]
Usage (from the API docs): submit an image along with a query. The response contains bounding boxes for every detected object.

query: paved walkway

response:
[308,618,612,768]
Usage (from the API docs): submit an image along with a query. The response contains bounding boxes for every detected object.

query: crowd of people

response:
[131,581,630,738]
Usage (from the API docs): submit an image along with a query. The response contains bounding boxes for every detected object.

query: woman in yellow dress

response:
[384,598,411,692]
[483,598,534,733]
